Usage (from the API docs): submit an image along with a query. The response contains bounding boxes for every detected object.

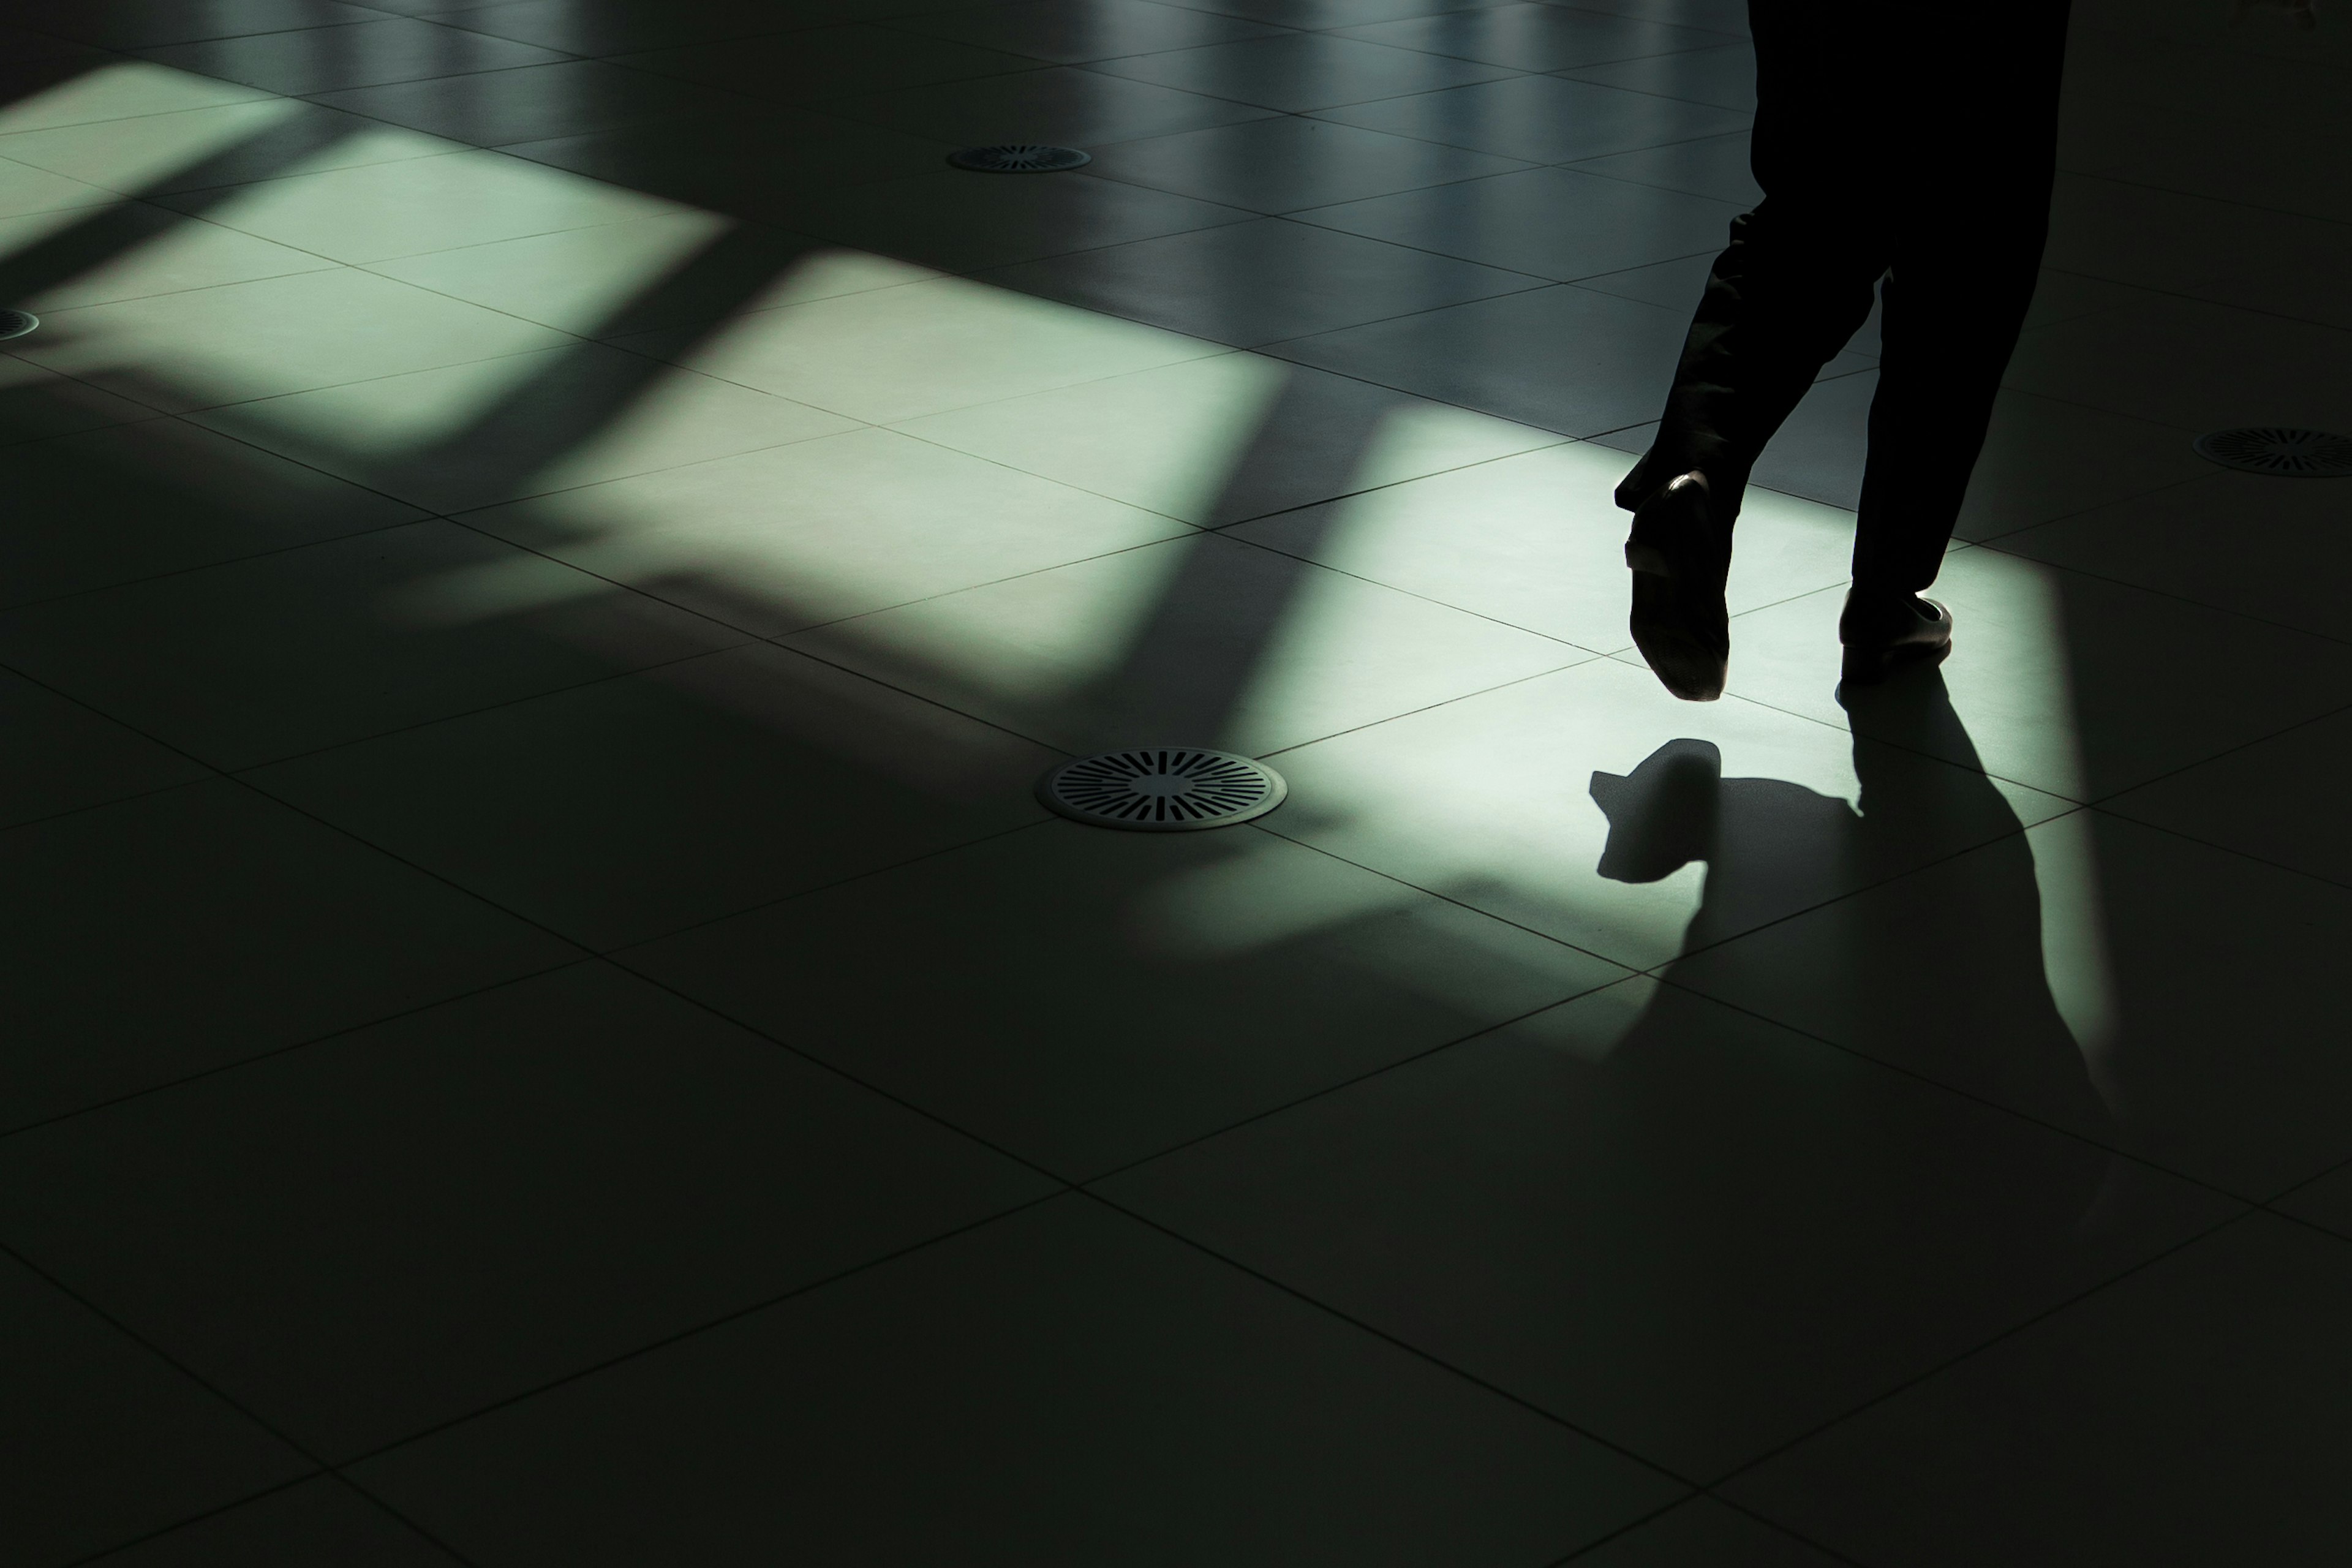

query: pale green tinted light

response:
[0,98,302,191]
[620,273,1232,425]
[191,149,701,265]
[0,62,277,138]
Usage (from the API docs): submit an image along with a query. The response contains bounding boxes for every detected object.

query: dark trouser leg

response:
[1616,1,1888,519]
[1621,2,2073,570]
[1850,15,2073,594]
[1849,233,2045,594]
[1615,206,1887,519]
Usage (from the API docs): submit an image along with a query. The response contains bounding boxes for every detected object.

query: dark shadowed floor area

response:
[2,0,2350,1562]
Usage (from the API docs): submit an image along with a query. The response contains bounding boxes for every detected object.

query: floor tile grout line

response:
[5,785,1058,1152]
[1020,59,1534,124]
[601,957,1086,1185]
[1074,29,1540,72]
[10,217,358,311]
[1237,784,2278,1201]
[1197,433,1586,535]
[7,97,1830,589]
[1692,1205,2263,1495]
[2261,1150,2352,1211]
[0,957,598,1147]
[111,141,489,205]
[2022,259,2352,339]
[0,509,1186,805]
[54,1472,357,1568]
[1543,69,1752,119]
[587,298,1256,429]
[1072,1186,1709,1490]
[2079,163,2352,236]
[0,771,217,842]
[2075,686,2352,808]
[0,596,754,768]
[1161,0,1744,43]
[53,14,478,54]
[87,190,726,299]
[972,208,1569,301]
[576,815,1060,963]
[1295,30,1747,80]
[22,854,2284,1564]
[1973,535,2352,652]
[2258,1204,2352,1247]
[1636,953,2272,1208]
[591,47,1057,103]
[424,7,997,61]
[1241,805,2125,1133]
[0,467,435,617]
[4,0,2333,1429]
[756,564,1604,764]
[2083,791,2352,900]
[59,1464,494,1568]
[1281,110,1762,187]
[4,210,2314,879]
[1693,665,2098,806]
[869,421,1236,532]
[19,142,1749,538]
[0,1234,350,1510]
[1948,466,2217,552]
[1073,143,1556,222]
[314,1191,1076,1472]
[117,36,597,99]
[828,440,1637,667]
[317,1470,491,1568]
[1239,812,1642,954]
[1249,654,1609,763]
[1074,962,1635,1189]
[1617,803,2075,957]
[284,57,772,130]
[1223,507,1870,660]
[1544,154,1756,207]
[1547,1491,1878,1568]
[1536,1498,1705,1568]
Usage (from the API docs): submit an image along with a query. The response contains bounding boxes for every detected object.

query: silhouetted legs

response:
[1618,2,2074,598]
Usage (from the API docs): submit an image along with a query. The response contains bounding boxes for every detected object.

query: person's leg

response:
[1616,0,1891,522]
[1619,0,1891,701]
[1847,8,2074,600]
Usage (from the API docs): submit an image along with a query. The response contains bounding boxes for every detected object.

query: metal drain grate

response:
[0,309,36,341]
[948,144,1091,173]
[2193,427,2352,477]
[1039,748,1286,831]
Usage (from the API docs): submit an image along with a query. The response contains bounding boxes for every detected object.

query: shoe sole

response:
[1626,539,1727,702]
[1839,634,1953,687]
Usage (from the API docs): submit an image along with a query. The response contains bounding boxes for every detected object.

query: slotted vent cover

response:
[2193,427,2352,477]
[0,309,37,341]
[1039,748,1286,832]
[948,144,1091,173]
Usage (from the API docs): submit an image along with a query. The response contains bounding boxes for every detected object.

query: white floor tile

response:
[782,530,1590,756]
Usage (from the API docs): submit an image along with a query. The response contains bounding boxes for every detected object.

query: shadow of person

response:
[1588,669,2112,1141]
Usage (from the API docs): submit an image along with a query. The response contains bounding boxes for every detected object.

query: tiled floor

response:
[2,2,2348,1564]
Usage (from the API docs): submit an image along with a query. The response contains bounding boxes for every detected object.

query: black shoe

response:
[1838,589,1953,686]
[1624,471,1730,701]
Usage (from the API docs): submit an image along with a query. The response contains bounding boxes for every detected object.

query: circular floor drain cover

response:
[0,309,37,341]
[2193,426,2352,477]
[1039,748,1285,831]
[948,143,1091,173]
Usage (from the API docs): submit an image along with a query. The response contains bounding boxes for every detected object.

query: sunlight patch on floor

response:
[2,67,2121,1052]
